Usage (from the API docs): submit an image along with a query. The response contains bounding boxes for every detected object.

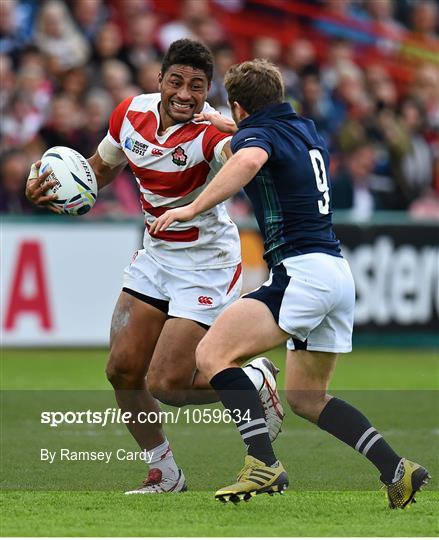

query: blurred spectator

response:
[100,59,136,104]
[34,0,90,70]
[208,43,236,113]
[320,38,355,92]
[158,0,210,52]
[331,142,378,220]
[137,60,161,94]
[331,62,370,128]
[29,94,84,156]
[194,16,225,49]
[90,21,124,83]
[1,91,43,152]
[283,39,317,100]
[119,12,160,76]
[0,0,34,61]
[77,89,113,153]
[71,0,107,40]
[92,21,124,63]
[365,64,394,103]
[0,54,16,111]
[399,96,433,201]
[109,0,152,43]
[16,62,52,114]
[411,64,439,131]
[410,1,438,45]
[60,67,89,104]
[0,150,35,213]
[297,66,339,144]
[251,36,282,64]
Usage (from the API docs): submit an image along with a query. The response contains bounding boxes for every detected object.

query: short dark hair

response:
[224,59,284,115]
[161,39,214,83]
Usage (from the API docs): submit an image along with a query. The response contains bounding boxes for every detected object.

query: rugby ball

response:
[40,146,98,215]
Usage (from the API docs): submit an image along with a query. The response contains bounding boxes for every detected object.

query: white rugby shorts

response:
[122,249,242,327]
[244,253,355,353]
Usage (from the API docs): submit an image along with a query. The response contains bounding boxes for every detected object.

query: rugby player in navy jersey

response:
[151,59,429,507]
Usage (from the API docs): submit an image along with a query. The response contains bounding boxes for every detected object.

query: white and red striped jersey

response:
[105,93,241,270]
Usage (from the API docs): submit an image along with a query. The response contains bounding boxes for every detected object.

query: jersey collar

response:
[238,102,295,128]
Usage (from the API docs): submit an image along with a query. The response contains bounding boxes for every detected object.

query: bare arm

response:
[87,151,126,190]
[149,147,268,233]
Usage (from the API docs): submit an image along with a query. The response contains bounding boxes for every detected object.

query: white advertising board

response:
[1,221,141,346]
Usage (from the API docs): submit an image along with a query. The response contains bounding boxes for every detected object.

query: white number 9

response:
[309,149,330,215]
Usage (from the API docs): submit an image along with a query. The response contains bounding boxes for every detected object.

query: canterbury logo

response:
[198,296,213,305]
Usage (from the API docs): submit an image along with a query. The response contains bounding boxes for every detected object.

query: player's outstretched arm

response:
[25,161,62,213]
[150,147,268,234]
[194,112,238,134]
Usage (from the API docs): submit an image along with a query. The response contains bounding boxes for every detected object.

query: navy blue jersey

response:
[231,102,341,268]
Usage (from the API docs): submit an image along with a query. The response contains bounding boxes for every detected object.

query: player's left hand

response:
[150,206,196,234]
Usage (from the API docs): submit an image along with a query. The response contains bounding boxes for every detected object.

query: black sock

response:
[210,367,276,466]
[317,397,401,483]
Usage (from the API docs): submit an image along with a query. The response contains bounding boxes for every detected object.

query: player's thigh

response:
[197,298,289,378]
[149,261,243,384]
[107,291,167,380]
[148,317,207,389]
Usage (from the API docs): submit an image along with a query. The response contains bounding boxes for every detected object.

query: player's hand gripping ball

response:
[40,146,98,215]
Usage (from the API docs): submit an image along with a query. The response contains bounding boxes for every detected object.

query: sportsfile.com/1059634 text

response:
[40,408,251,428]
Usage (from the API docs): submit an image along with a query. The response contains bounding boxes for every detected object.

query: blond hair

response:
[224,59,284,115]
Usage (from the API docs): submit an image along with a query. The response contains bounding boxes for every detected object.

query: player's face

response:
[159,65,209,127]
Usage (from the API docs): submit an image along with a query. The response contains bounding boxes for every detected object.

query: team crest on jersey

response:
[124,137,148,156]
[172,146,187,166]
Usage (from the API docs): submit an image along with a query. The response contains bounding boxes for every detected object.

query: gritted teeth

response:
[171,101,193,109]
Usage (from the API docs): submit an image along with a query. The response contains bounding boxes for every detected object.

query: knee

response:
[146,371,191,407]
[195,338,216,378]
[106,347,146,389]
[286,390,328,421]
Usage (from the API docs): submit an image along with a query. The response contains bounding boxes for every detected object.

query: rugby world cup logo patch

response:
[172,146,187,166]
[125,137,148,156]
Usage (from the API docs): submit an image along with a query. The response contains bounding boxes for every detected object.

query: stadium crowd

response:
[1,0,438,219]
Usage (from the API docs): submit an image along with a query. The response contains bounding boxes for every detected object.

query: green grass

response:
[2,348,438,390]
[1,348,438,537]
[2,491,438,537]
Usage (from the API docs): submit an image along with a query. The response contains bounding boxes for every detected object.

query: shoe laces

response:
[237,461,254,482]
[143,468,162,486]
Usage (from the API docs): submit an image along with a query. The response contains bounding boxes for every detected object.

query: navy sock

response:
[318,397,401,482]
[210,367,276,466]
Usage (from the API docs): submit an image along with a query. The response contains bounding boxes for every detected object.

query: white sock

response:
[243,365,264,391]
[145,439,179,480]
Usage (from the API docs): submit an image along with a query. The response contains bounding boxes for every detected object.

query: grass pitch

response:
[1,348,438,537]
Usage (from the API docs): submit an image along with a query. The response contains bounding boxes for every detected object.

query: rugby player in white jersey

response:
[25,40,283,493]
